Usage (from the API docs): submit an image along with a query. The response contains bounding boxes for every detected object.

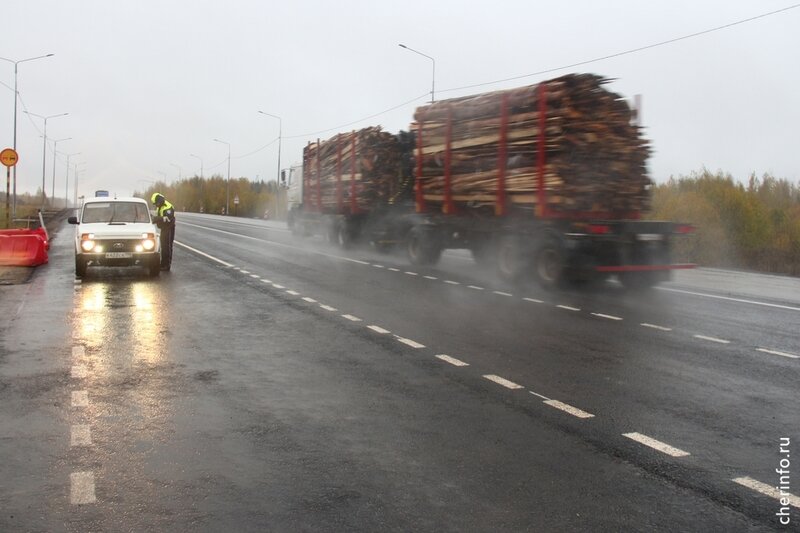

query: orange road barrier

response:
[0,227,49,266]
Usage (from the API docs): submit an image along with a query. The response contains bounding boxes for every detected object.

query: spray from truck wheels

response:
[287,73,694,289]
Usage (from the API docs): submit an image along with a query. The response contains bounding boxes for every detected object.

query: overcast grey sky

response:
[2,0,798,200]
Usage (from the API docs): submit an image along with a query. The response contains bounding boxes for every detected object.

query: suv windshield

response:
[82,202,150,224]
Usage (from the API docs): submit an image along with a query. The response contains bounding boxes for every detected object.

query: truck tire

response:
[75,256,87,278]
[496,236,531,282]
[407,226,442,266]
[533,238,564,289]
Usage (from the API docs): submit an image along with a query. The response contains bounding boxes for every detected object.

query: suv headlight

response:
[80,233,96,252]
[141,233,156,251]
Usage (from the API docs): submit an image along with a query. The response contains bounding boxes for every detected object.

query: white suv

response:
[68,197,162,278]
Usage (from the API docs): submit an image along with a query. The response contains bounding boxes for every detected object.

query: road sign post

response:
[233,194,240,217]
[1,148,19,228]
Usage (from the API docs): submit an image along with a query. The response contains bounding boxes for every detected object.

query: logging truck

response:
[291,73,695,289]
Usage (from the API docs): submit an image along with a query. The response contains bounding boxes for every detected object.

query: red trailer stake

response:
[316,139,322,212]
[444,107,455,215]
[496,93,509,216]
[336,137,343,212]
[536,82,548,218]
[415,119,425,213]
[350,132,357,214]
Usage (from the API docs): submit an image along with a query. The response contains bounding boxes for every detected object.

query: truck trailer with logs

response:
[290,73,695,289]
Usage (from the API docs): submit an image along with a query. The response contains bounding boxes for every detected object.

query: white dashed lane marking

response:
[285,290,300,296]
[543,400,595,419]
[70,472,97,505]
[72,346,85,358]
[396,337,425,349]
[71,365,88,379]
[482,375,523,390]
[387,267,400,272]
[444,280,460,285]
[71,391,89,408]
[693,334,730,344]
[423,275,438,280]
[493,291,512,297]
[250,274,260,279]
[367,325,391,334]
[319,305,337,312]
[261,279,272,284]
[622,432,690,457]
[435,354,469,367]
[641,323,672,331]
[70,425,92,447]
[404,271,418,276]
[342,314,362,322]
[523,297,543,304]
[302,297,317,303]
[468,285,484,291]
[557,305,580,312]
[591,313,623,321]
[732,477,800,508]
[272,283,285,289]
[344,258,370,265]
[529,391,551,401]
[372,264,384,269]
[756,348,799,359]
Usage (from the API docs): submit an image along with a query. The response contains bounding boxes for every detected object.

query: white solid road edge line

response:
[543,400,595,419]
[641,323,672,331]
[174,241,234,267]
[622,432,690,457]
[367,325,390,334]
[693,334,731,344]
[70,425,92,447]
[756,348,800,359]
[482,374,524,390]
[435,354,469,367]
[732,476,800,508]
[70,471,97,504]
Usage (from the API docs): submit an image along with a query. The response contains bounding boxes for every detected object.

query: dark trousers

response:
[160,224,174,266]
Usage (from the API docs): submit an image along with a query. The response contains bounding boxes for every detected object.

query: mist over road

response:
[1,212,796,531]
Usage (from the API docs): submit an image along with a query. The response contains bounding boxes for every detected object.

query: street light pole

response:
[24,111,68,207]
[398,44,435,103]
[0,53,54,217]
[257,111,282,185]
[51,137,72,203]
[213,139,231,215]
[73,161,86,206]
[64,152,81,208]
[189,154,203,179]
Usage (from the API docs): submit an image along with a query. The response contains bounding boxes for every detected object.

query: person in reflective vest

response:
[151,192,175,270]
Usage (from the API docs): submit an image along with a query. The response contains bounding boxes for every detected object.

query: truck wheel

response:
[496,236,530,282]
[407,226,442,266]
[75,256,87,278]
[533,239,564,289]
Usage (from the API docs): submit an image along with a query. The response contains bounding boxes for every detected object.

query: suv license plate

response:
[105,252,133,259]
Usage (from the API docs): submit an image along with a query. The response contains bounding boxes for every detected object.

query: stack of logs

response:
[412,73,652,216]
[303,127,404,214]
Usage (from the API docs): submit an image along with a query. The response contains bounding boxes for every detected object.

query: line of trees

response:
[649,170,800,276]
[134,175,287,220]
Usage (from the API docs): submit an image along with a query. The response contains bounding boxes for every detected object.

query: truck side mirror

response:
[68,216,79,224]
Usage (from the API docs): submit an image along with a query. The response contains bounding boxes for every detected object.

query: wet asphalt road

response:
[1,213,798,531]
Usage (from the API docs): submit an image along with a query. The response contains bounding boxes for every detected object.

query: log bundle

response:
[412,73,652,217]
[302,127,404,214]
